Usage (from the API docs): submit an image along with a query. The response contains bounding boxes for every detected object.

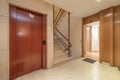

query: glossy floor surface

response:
[15,58,120,80]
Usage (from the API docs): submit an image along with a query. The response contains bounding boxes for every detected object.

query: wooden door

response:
[16,8,33,76]
[114,5,120,67]
[31,13,42,71]
[10,6,47,80]
[100,7,114,65]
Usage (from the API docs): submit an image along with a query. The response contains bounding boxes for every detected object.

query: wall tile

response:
[0,0,9,16]
[0,51,9,80]
[0,16,9,51]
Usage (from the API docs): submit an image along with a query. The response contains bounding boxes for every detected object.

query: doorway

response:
[84,21,100,61]
[9,5,47,80]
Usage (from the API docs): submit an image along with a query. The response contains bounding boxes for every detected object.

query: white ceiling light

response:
[96,0,101,2]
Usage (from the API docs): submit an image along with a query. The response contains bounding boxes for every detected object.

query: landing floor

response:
[16,58,120,80]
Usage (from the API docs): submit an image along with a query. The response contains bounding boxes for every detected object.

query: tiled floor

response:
[15,58,120,80]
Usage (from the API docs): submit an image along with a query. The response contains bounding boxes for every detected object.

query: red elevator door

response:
[10,6,46,80]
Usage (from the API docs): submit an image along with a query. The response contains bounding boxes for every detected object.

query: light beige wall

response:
[71,18,82,58]
[0,0,53,80]
[0,0,9,80]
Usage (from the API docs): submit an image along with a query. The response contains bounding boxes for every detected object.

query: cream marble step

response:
[54,41,67,57]
[54,39,70,64]
[53,54,70,64]
[54,49,67,57]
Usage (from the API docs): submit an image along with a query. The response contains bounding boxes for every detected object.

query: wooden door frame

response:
[82,13,100,57]
[82,22,85,57]
[9,5,47,80]
[82,21,100,61]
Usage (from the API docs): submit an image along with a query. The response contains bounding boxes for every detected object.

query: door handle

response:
[42,40,46,45]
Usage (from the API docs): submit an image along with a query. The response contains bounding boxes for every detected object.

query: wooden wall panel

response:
[114,5,120,67]
[83,13,100,24]
[82,5,120,68]
[91,13,100,22]
[100,7,114,65]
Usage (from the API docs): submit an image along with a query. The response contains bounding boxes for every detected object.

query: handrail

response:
[54,8,62,23]
[54,10,65,26]
[55,32,68,47]
[54,29,72,46]
[56,34,72,52]
[54,27,69,41]
[55,33,72,51]
[54,27,72,46]
[56,35,68,49]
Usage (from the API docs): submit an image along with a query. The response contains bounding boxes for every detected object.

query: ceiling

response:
[43,0,120,18]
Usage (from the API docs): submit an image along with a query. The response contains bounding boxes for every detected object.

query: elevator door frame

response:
[9,5,47,80]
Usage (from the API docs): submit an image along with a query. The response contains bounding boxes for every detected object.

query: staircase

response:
[53,5,72,64]
[54,39,70,64]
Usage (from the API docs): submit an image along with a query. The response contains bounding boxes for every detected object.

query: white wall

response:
[0,0,53,80]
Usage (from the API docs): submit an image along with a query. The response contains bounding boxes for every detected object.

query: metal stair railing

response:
[54,8,65,26]
[53,5,72,57]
